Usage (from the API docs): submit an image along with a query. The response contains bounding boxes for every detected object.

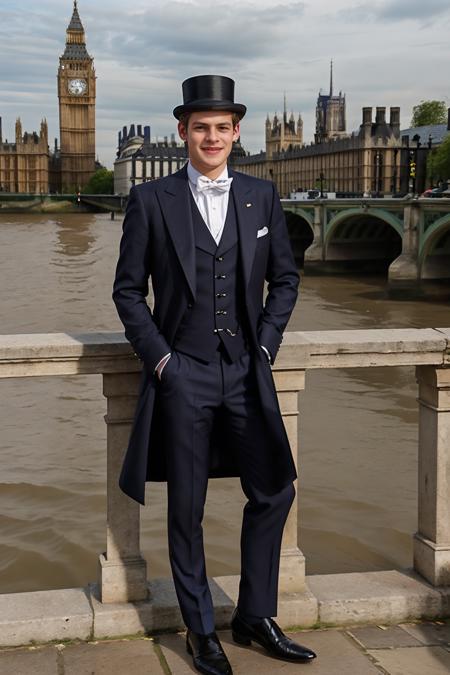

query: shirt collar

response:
[187,160,229,189]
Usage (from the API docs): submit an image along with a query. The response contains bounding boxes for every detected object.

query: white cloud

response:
[341,0,450,23]
[1,0,449,168]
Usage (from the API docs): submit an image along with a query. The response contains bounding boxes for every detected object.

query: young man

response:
[112,75,316,674]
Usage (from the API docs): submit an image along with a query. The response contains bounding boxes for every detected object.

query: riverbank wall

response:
[0,194,103,213]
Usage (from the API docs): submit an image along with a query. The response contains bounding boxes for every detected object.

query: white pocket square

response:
[257,226,268,238]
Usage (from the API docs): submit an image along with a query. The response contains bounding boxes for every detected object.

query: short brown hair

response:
[179,111,241,130]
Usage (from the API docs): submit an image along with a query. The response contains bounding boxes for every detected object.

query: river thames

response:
[1,212,450,594]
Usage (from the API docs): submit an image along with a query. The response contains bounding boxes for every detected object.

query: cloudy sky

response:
[1,0,450,168]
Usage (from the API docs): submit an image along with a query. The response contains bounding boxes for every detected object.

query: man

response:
[112,75,316,674]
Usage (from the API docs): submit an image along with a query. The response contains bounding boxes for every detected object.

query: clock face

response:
[68,78,87,96]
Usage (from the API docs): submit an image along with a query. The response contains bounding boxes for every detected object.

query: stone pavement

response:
[1,621,449,674]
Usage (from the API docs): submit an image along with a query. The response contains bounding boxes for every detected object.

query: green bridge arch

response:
[324,208,404,247]
[281,206,314,232]
[419,214,450,269]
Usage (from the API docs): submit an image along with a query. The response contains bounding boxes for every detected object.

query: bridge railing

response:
[0,328,449,606]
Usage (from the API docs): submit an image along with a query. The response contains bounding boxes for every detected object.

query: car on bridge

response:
[421,182,449,198]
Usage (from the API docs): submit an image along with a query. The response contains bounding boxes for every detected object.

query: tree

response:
[427,134,450,184]
[84,168,114,194]
[411,100,447,127]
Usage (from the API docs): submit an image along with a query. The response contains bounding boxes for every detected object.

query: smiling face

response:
[178,111,240,179]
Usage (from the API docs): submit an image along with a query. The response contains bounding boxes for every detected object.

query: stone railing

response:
[0,328,449,644]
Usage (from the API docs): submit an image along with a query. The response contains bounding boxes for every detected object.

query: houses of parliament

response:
[0,2,96,194]
[234,63,449,197]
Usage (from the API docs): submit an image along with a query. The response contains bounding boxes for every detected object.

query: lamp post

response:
[318,171,325,198]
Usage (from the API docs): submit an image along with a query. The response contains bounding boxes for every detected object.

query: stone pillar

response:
[388,201,420,289]
[414,366,450,586]
[99,372,148,603]
[304,204,325,264]
[273,369,306,593]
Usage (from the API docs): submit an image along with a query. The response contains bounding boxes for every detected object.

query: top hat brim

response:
[173,100,246,120]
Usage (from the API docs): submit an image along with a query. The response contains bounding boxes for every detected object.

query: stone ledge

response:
[0,329,449,378]
[1,570,449,648]
[308,569,450,626]
[213,574,319,628]
[0,587,93,648]
[277,328,447,369]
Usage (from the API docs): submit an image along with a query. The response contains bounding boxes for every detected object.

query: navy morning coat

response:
[112,165,300,505]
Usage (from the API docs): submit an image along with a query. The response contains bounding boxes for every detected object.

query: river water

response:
[1,212,449,594]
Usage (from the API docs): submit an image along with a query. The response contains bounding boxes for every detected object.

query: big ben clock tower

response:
[58,1,96,192]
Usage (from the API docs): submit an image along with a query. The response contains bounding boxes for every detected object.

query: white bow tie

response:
[196,175,233,193]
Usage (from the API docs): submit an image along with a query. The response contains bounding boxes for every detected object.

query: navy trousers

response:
[158,347,295,635]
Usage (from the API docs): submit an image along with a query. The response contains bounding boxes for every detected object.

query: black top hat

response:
[173,75,246,120]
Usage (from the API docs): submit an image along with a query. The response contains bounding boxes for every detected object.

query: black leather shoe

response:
[231,608,316,663]
[186,629,233,675]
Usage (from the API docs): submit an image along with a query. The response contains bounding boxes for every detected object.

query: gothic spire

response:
[329,59,333,97]
[283,91,287,123]
[68,1,84,32]
[62,1,90,60]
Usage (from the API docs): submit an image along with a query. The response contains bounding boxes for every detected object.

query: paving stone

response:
[368,646,450,675]
[159,628,381,674]
[157,632,196,674]
[307,570,443,626]
[0,645,58,674]
[347,624,423,649]
[63,638,164,674]
[400,621,450,647]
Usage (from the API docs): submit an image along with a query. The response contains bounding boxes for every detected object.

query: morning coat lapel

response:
[156,165,196,300]
[229,168,258,289]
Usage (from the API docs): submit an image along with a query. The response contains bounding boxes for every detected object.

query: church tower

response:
[315,61,346,144]
[265,95,303,160]
[58,1,96,192]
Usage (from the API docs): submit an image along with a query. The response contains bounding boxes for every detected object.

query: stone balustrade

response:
[0,328,449,645]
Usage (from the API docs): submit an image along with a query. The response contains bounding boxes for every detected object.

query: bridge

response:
[2,192,449,286]
[82,194,450,286]
[282,197,450,286]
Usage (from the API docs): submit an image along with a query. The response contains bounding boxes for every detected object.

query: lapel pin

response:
[246,203,252,208]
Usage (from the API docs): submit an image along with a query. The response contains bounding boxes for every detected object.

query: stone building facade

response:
[234,106,403,197]
[234,104,450,197]
[0,118,49,193]
[114,125,188,195]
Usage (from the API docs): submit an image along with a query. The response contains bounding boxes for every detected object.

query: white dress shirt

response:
[187,160,232,245]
